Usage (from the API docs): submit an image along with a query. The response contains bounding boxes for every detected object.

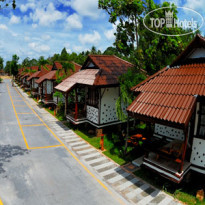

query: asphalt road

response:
[0,79,126,205]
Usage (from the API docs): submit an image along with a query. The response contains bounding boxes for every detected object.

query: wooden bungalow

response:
[20,66,39,90]
[36,62,81,105]
[127,34,205,183]
[16,68,25,83]
[55,55,141,128]
[27,64,52,97]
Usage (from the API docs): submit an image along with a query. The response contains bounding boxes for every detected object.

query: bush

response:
[0,77,2,83]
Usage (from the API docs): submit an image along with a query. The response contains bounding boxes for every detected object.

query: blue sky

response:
[0,0,204,64]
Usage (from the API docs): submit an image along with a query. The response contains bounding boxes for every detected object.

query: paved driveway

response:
[0,79,126,205]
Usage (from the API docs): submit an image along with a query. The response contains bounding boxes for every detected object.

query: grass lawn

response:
[74,128,140,165]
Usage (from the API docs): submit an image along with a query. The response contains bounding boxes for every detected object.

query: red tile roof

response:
[84,55,135,85]
[55,55,137,92]
[36,62,81,84]
[36,70,57,84]
[53,62,62,70]
[127,63,205,127]
[27,65,52,81]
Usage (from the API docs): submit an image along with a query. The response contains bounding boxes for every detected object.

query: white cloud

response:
[184,0,205,12]
[23,15,29,23]
[20,1,36,12]
[9,15,21,24]
[24,36,30,42]
[28,42,50,52]
[58,0,71,7]
[79,31,101,45]
[70,0,102,19]
[65,13,83,30]
[41,34,51,40]
[30,2,66,26]
[0,24,8,30]
[32,23,38,29]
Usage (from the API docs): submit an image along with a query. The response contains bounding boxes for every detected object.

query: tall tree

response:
[10,54,19,76]
[99,0,144,54]
[4,61,11,74]
[0,56,4,70]
[22,57,30,67]
[60,47,68,61]
[137,0,195,74]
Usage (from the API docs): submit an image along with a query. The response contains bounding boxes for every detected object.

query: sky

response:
[0,0,204,64]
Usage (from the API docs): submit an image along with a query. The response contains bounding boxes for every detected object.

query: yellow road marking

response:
[7,85,29,149]
[17,113,33,114]
[14,86,126,205]
[29,145,63,150]
[0,197,3,205]
[22,124,44,127]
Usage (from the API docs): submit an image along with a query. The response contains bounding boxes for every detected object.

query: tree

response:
[90,46,101,55]
[137,0,195,74]
[0,56,4,70]
[56,62,75,84]
[0,0,16,9]
[116,68,146,121]
[22,57,30,67]
[99,0,145,54]
[38,56,49,70]
[4,61,11,75]
[10,54,19,76]
[60,47,68,61]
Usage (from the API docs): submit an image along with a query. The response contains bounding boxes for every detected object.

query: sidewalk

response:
[17,85,182,205]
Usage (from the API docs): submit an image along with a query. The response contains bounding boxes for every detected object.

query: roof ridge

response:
[71,61,82,67]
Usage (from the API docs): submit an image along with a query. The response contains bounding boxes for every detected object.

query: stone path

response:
[17,86,182,205]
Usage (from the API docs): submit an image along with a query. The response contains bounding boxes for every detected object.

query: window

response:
[198,104,205,138]
[87,88,99,107]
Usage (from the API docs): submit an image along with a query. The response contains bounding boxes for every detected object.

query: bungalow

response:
[27,64,52,97]
[127,34,205,183]
[20,66,39,90]
[36,62,81,105]
[16,68,25,83]
[55,55,139,129]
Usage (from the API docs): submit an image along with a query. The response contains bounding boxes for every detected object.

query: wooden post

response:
[100,134,104,151]
[75,87,78,120]
[64,93,68,116]
[124,117,130,155]
[179,128,189,173]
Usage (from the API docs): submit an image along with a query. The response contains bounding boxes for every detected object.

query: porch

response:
[31,88,38,96]
[42,94,54,104]
[143,152,191,183]
[126,121,192,183]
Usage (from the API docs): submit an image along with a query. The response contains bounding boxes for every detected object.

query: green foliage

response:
[0,56,3,70]
[21,57,38,67]
[0,0,16,9]
[116,68,146,121]
[60,47,68,61]
[38,56,48,68]
[99,0,145,53]
[4,61,11,74]
[100,0,198,74]
[53,91,63,98]
[0,77,2,83]
[10,54,19,76]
